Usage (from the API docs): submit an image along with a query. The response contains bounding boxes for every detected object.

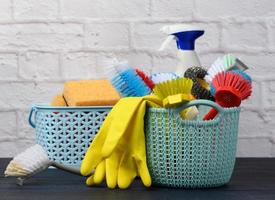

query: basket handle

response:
[173,99,224,118]
[28,106,37,128]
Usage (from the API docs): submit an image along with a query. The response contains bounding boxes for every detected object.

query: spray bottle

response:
[159,24,204,76]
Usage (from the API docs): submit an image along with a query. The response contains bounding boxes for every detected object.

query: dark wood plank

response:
[1,158,275,200]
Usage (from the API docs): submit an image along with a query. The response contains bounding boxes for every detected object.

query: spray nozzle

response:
[159,25,204,51]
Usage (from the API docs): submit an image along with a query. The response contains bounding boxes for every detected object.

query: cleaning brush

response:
[210,69,252,96]
[102,59,151,97]
[205,54,249,83]
[184,66,214,100]
[4,144,83,185]
[204,71,252,120]
[135,68,155,90]
[153,77,195,108]
[150,72,179,84]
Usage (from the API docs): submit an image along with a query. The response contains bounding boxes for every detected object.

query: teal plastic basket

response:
[145,100,240,188]
[28,105,112,168]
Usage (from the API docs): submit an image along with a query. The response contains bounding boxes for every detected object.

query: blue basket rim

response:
[32,104,113,110]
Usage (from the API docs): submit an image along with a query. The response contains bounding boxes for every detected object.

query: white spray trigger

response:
[158,35,175,51]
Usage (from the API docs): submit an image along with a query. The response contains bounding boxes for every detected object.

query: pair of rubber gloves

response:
[80,95,162,189]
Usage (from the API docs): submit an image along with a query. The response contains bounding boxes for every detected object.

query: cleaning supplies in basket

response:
[152,77,194,108]
[204,71,252,120]
[63,80,120,106]
[102,58,152,97]
[81,95,163,189]
[159,24,204,76]
[205,54,249,83]
[184,66,214,100]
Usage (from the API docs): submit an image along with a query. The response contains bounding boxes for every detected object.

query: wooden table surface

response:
[1,158,275,200]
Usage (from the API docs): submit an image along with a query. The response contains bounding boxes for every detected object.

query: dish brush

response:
[210,69,252,96]
[153,77,195,108]
[184,66,214,100]
[4,144,83,185]
[205,54,249,83]
[102,58,151,97]
[150,72,179,84]
[204,71,252,120]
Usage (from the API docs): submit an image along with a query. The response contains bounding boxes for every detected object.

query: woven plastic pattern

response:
[29,105,111,168]
[145,101,240,188]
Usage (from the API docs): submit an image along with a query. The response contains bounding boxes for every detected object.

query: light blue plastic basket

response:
[28,105,112,168]
[145,100,240,188]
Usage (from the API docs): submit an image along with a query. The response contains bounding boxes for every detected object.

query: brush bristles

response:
[4,144,50,177]
[153,78,193,100]
[212,72,252,100]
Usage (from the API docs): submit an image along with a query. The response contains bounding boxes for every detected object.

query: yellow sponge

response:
[63,80,120,106]
[51,95,67,106]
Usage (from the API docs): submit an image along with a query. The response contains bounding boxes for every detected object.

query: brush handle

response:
[174,99,224,118]
[203,108,218,120]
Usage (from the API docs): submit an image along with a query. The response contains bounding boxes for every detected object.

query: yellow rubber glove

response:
[81,95,162,189]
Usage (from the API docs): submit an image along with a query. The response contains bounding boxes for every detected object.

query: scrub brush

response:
[210,69,252,96]
[151,72,179,84]
[4,144,83,185]
[184,66,214,100]
[153,77,195,108]
[102,59,151,97]
[135,68,155,90]
[205,54,249,83]
[204,71,252,120]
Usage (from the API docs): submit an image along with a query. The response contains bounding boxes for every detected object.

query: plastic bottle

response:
[159,24,204,76]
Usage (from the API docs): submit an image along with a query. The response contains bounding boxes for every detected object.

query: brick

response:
[85,23,129,49]
[16,139,36,155]
[132,23,168,50]
[199,53,224,68]
[268,20,275,50]
[0,111,17,140]
[17,110,36,140]
[113,52,152,73]
[262,80,275,108]
[0,141,18,157]
[196,0,275,18]
[61,52,97,79]
[152,54,177,73]
[0,53,18,80]
[19,52,59,80]
[14,0,59,20]
[0,23,83,51]
[0,82,63,109]
[151,0,193,18]
[61,0,150,19]
[222,22,267,50]
[238,110,270,137]
[233,53,275,77]
[237,138,272,157]
[0,0,12,21]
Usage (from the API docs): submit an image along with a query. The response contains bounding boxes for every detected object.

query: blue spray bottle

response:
[159,24,204,76]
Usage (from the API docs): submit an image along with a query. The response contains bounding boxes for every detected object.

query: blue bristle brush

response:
[102,58,151,97]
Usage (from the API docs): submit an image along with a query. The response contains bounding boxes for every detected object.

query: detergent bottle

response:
[159,24,204,76]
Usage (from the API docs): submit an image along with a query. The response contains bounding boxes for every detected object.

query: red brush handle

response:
[203,108,218,120]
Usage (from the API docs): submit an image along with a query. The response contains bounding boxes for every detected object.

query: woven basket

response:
[28,105,111,168]
[145,100,240,188]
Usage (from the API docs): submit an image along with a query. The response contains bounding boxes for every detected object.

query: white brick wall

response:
[0,0,274,157]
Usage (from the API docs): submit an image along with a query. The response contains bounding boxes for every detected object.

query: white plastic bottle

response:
[159,24,204,76]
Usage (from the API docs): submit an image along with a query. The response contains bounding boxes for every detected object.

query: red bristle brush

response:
[135,68,155,90]
[203,71,252,120]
